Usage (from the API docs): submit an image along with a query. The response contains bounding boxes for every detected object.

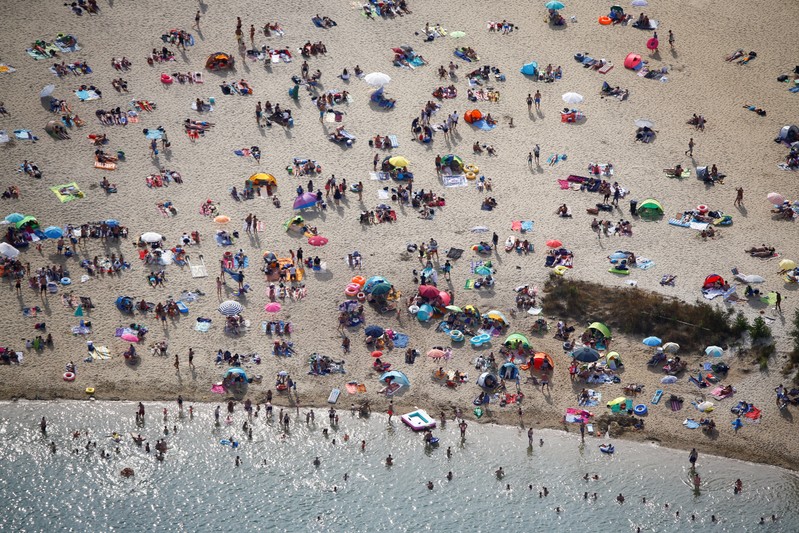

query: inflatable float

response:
[634,404,648,416]
[450,330,464,342]
[63,372,75,381]
[401,409,436,431]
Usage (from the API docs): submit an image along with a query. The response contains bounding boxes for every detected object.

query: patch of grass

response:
[755,343,775,371]
[542,276,733,351]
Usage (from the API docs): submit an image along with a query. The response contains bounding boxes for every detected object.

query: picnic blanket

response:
[51,182,84,202]
[89,346,111,360]
[580,389,601,407]
[75,89,100,101]
[711,386,734,400]
[565,408,592,423]
[442,174,468,187]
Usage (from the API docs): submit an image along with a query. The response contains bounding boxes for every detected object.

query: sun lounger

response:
[188,255,208,278]
[94,161,116,170]
[388,134,399,148]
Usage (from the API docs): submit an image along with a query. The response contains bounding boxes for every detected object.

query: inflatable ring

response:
[344,283,360,297]
[63,372,75,381]
[356,292,366,302]
[466,172,476,180]
[61,277,71,285]
[553,265,569,276]
[599,16,612,25]
[464,164,479,174]
[160,73,174,84]
[450,330,464,342]
[85,387,95,394]
[634,404,648,416]
[351,276,366,288]
[697,204,709,214]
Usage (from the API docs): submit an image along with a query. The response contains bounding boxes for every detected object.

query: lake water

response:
[0,401,796,532]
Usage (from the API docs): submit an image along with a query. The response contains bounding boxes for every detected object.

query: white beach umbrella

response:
[631,0,648,6]
[40,85,55,98]
[562,92,584,104]
[635,118,654,128]
[218,300,244,316]
[364,72,391,87]
[0,242,20,259]
[140,232,163,243]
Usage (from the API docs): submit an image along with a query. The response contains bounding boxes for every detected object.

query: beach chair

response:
[187,255,208,278]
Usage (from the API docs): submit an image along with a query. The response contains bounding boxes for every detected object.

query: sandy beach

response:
[1,0,798,470]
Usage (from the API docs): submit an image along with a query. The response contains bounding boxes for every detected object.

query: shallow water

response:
[0,401,796,532]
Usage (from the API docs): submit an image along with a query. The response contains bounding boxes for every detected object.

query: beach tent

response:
[380,370,410,386]
[116,296,134,313]
[483,309,509,325]
[702,274,725,289]
[15,216,38,230]
[499,362,519,380]
[246,173,277,188]
[624,53,642,70]
[777,125,799,144]
[606,351,622,369]
[0,242,20,259]
[477,372,498,389]
[504,333,531,348]
[532,351,554,369]
[520,61,539,76]
[637,199,663,218]
[464,109,482,124]
[282,215,304,231]
[206,52,234,71]
[224,367,248,380]
[293,192,318,210]
[440,154,464,172]
[573,347,600,363]
[587,322,612,339]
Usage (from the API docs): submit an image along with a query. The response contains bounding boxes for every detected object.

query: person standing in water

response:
[689,448,698,467]
[40,416,47,434]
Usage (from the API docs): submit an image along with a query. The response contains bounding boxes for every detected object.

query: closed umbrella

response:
[562,92,584,104]
[308,235,328,246]
[573,347,600,362]
[0,242,20,259]
[40,85,55,98]
[121,333,139,343]
[767,192,784,205]
[642,336,662,347]
[779,259,796,271]
[546,239,563,248]
[388,156,409,168]
[293,192,318,210]
[43,226,63,239]
[545,0,565,9]
[218,300,244,316]
[264,302,282,313]
[635,118,654,128]
[662,342,680,354]
[705,346,724,357]
[4,213,24,224]
[140,232,163,243]
[364,72,391,87]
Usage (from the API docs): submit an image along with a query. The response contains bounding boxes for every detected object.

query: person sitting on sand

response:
[556,204,572,218]
[473,141,483,153]
[747,246,775,257]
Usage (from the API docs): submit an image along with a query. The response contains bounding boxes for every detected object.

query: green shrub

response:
[731,312,750,336]
[749,317,772,341]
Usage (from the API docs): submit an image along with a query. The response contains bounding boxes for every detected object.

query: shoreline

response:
[6,394,797,472]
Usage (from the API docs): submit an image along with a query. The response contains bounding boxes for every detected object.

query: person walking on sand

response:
[775,291,782,313]
[174,353,179,371]
[533,144,540,165]
[685,137,694,157]
[534,90,541,111]
[734,187,744,207]
[373,153,379,171]
[527,152,533,169]
[216,276,223,299]
[188,347,194,368]
[527,93,533,112]
[668,30,675,50]
[193,11,201,30]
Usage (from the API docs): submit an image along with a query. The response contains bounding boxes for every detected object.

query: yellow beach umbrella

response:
[779,259,796,271]
[388,156,409,168]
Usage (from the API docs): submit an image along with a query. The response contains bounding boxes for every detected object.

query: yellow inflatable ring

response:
[464,164,479,174]
[466,172,476,180]
[553,265,568,276]
[85,387,95,394]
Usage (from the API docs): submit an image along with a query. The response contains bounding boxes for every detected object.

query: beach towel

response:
[557,179,571,190]
[194,321,211,332]
[91,346,111,360]
[636,258,655,270]
[711,386,734,400]
[464,279,475,289]
[682,418,699,429]
[511,221,521,231]
[598,63,614,74]
[547,154,567,165]
[565,408,592,423]
[392,333,409,348]
[191,101,214,112]
[51,182,84,202]
[369,171,391,181]
[521,221,533,232]
[581,390,601,407]
[668,217,690,228]
[75,89,99,101]
[211,384,226,394]
[0,64,16,73]
[744,407,761,420]
[471,119,496,131]
[388,135,399,148]
[94,161,116,171]
[446,248,464,259]
[14,130,38,141]
[442,174,468,187]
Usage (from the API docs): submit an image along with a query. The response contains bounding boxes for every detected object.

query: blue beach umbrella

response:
[105,219,120,227]
[364,276,389,294]
[642,336,662,347]
[379,370,410,387]
[4,213,24,224]
[545,1,565,10]
[365,325,384,338]
[43,226,63,239]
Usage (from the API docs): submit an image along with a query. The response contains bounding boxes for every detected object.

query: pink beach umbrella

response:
[264,302,282,313]
[767,192,784,205]
[121,333,139,342]
[308,235,329,246]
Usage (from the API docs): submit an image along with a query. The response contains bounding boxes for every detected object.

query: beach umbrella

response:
[364,276,389,293]
[562,92,584,104]
[635,118,654,128]
[705,346,724,357]
[121,333,139,343]
[40,85,55,98]
[140,232,162,243]
[277,370,289,377]
[364,72,391,87]
[74,305,83,317]
[0,131,8,144]
[533,352,554,369]
[0,242,20,259]
[4,213,24,224]
[545,0,565,9]
[264,302,282,313]
[438,291,451,306]
[427,348,446,359]
[474,265,493,276]
[661,375,678,384]
[573,347,600,363]
[365,325,384,338]
[379,370,410,386]
[105,219,120,227]
[663,342,680,354]
[779,259,796,271]
[484,310,509,324]
[218,300,244,316]
[308,235,328,246]
[388,156,409,168]
[546,239,563,248]
[631,0,647,6]
[588,322,612,338]
[214,215,230,224]
[370,281,392,296]
[263,251,277,263]
[642,336,662,347]
[418,285,440,299]
[445,305,463,313]
[505,333,530,348]
[43,226,63,239]
[293,192,318,210]
[449,31,466,38]
[371,350,383,358]
[767,192,784,205]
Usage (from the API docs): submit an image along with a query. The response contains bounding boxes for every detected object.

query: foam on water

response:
[0,401,796,532]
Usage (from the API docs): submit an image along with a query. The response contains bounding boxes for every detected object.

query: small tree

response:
[731,312,750,336]
[749,316,772,342]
